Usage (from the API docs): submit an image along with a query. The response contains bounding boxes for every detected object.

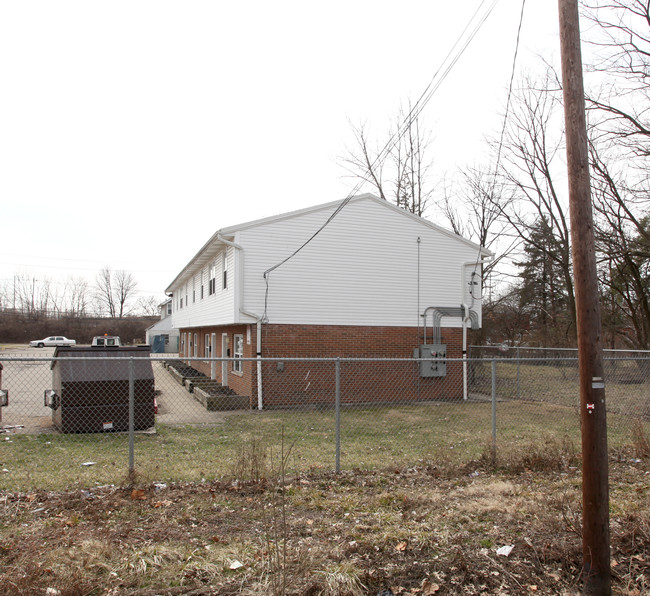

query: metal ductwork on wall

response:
[422,306,479,345]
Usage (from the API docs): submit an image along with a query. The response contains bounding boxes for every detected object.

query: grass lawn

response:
[1,400,646,492]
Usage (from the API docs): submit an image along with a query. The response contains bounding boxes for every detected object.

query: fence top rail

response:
[1,355,648,364]
[470,345,650,355]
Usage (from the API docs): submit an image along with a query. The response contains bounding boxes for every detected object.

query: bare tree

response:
[339,102,434,216]
[439,166,515,284]
[490,71,578,341]
[580,0,650,351]
[95,267,138,318]
[95,267,116,317]
[589,138,650,351]
[63,276,91,317]
[583,0,650,161]
[12,274,53,319]
[136,295,160,317]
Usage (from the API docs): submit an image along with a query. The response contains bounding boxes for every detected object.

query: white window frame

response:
[209,262,216,295]
[233,334,243,373]
[222,250,228,290]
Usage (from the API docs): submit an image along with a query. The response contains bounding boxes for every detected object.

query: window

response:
[222,251,228,290]
[209,263,216,295]
[192,276,196,303]
[167,302,172,316]
[180,297,183,309]
[233,334,243,373]
[205,334,210,357]
[200,270,204,299]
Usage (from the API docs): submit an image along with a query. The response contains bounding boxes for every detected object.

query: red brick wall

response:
[180,323,464,408]
[179,324,255,406]
[260,324,463,407]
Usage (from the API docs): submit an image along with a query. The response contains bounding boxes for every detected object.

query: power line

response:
[262,0,502,321]
[0,260,177,274]
[467,0,527,286]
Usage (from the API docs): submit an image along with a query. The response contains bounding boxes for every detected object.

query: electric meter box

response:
[415,344,447,378]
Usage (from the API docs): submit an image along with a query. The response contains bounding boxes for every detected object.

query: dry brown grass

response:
[0,451,648,595]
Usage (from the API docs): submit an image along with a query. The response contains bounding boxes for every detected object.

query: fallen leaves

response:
[1,464,647,596]
[395,540,408,552]
[421,579,441,594]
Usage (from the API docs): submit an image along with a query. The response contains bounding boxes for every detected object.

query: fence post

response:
[516,347,521,399]
[491,359,497,464]
[0,363,3,424]
[129,358,135,476]
[335,358,341,473]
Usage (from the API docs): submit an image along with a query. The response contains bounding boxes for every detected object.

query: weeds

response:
[0,461,647,595]
[261,429,297,596]
[315,562,366,596]
[631,420,650,459]
[230,437,268,483]
[481,435,579,473]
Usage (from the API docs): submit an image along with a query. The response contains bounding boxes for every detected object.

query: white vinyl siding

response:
[171,247,236,329]
[238,198,483,327]
[168,195,486,330]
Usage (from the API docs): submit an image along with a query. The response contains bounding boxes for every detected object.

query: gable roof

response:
[166,193,492,292]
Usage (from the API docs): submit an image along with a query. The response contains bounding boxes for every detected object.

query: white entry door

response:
[210,333,217,380]
[221,333,228,386]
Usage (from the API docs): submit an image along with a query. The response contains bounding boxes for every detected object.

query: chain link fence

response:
[0,346,648,490]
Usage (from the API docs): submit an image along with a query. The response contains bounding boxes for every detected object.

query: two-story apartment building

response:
[166,194,491,408]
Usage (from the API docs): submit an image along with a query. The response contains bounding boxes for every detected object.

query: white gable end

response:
[237,195,488,327]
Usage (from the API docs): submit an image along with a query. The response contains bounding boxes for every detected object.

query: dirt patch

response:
[0,460,648,595]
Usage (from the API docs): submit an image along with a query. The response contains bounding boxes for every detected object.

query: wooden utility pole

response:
[558,1,611,594]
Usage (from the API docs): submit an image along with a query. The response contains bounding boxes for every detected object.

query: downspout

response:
[461,256,493,400]
[217,233,264,410]
[462,303,471,401]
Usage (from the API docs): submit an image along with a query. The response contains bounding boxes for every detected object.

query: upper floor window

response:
[209,263,217,295]
[222,251,228,290]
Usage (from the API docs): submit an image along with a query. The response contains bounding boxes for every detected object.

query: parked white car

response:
[29,336,77,348]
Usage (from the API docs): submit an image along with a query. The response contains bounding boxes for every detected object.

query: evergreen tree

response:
[515,217,573,345]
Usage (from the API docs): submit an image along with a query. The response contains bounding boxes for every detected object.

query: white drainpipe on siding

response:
[461,256,492,401]
[216,234,264,410]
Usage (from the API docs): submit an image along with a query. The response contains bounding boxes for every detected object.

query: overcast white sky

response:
[0,0,562,304]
